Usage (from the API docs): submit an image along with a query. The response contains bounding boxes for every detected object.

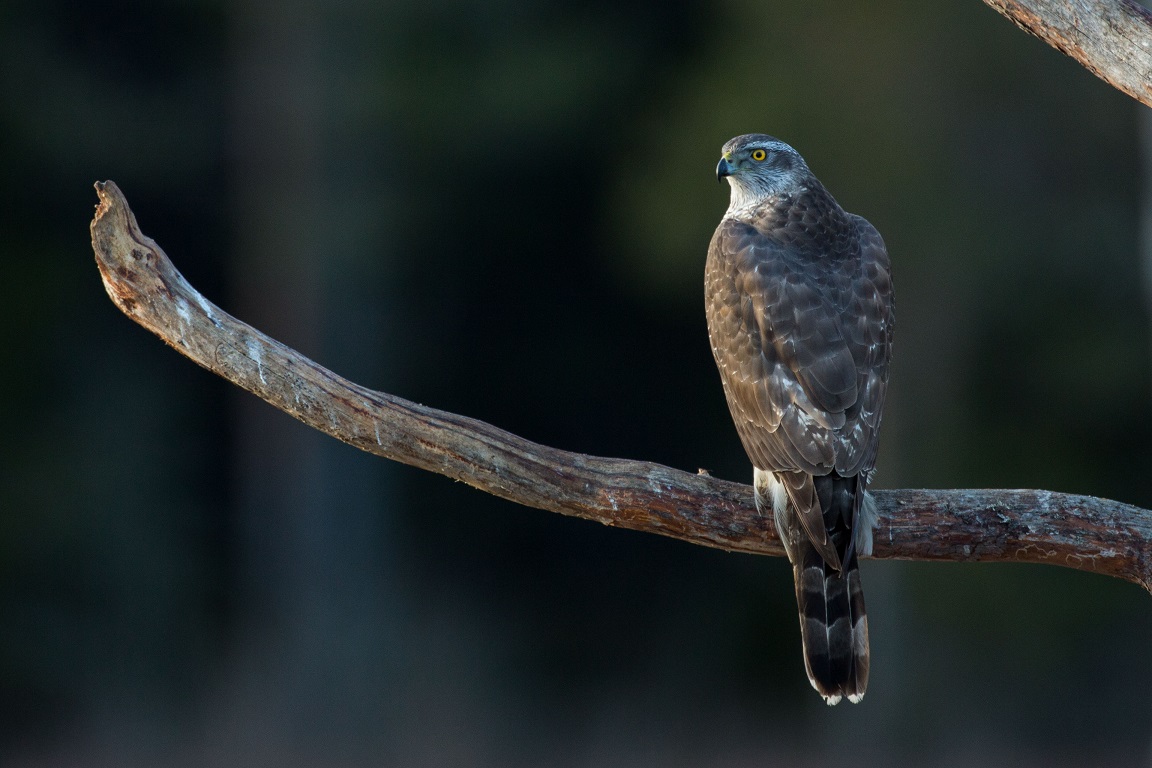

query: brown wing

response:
[843,213,894,479]
[705,211,893,560]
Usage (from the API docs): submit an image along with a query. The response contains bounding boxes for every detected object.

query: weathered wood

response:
[89,181,1152,594]
[984,0,1152,108]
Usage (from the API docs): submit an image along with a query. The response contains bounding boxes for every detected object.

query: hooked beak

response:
[716,157,733,183]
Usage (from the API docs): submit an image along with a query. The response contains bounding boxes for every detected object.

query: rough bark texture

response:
[89,181,1152,594]
[984,0,1152,108]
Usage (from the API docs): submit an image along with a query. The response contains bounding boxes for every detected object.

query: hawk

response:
[706,134,893,704]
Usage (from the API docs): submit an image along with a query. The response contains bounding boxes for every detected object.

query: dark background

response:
[2,0,1151,765]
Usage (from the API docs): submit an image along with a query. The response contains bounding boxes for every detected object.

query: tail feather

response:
[794,542,869,704]
[756,468,873,704]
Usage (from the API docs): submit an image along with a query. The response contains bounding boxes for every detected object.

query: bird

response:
[705,134,894,705]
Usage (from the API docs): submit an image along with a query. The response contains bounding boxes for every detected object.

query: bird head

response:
[716,134,809,208]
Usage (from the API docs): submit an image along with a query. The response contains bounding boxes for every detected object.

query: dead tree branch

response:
[89,181,1152,594]
[983,0,1152,108]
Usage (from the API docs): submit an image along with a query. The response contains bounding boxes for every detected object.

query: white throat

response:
[725,175,805,215]
[725,178,767,214]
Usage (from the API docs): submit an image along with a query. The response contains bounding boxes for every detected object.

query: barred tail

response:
[793,539,869,705]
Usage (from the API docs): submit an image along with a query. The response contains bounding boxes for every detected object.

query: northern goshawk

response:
[706,134,894,704]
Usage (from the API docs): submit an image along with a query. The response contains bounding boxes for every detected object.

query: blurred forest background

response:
[2,0,1151,765]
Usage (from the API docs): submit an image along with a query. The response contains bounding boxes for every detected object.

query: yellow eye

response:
[751,148,766,161]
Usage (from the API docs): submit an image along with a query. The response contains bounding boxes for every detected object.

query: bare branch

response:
[89,181,1152,594]
[984,0,1152,108]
